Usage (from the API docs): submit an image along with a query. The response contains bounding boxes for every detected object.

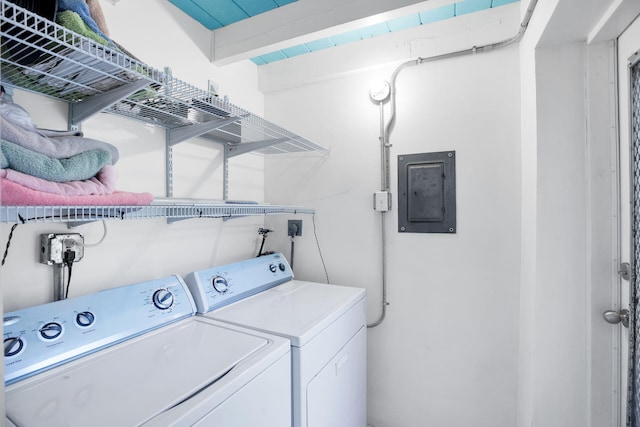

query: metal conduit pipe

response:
[367,0,539,328]
[368,100,391,328]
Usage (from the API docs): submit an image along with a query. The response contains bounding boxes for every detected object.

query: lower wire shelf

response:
[0,204,314,224]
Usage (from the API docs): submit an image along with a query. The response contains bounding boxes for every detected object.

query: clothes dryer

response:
[184,253,367,427]
[4,275,291,427]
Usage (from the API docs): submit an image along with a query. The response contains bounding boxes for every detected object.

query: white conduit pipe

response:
[367,0,539,328]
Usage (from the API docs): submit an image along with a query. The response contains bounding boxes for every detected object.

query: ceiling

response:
[169,0,520,65]
[168,0,298,30]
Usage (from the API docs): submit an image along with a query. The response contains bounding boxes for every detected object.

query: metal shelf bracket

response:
[68,78,152,129]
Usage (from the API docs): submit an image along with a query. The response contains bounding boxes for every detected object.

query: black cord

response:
[63,250,75,298]
[1,214,25,267]
[312,213,329,284]
[290,236,295,269]
[1,222,19,266]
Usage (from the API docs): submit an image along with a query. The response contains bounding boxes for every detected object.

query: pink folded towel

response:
[1,166,118,196]
[1,178,154,206]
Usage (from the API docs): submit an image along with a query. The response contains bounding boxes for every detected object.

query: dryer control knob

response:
[153,289,174,310]
[39,322,63,340]
[76,311,95,328]
[4,336,25,357]
[212,276,229,294]
[269,263,277,273]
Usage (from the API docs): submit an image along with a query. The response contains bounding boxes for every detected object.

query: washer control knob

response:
[212,276,229,294]
[279,263,286,272]
[269,263,277,273]
[153,289,174,310]
[4,336,24,357]
[76,311,95,327]
[39,322,63,340]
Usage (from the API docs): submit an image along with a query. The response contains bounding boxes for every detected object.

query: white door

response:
[617,16,640,426]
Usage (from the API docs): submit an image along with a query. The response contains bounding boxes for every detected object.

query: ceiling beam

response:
[210,0,455,64]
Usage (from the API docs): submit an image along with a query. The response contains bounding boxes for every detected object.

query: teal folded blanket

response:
[56,10,110,46]
[0,139,111,183]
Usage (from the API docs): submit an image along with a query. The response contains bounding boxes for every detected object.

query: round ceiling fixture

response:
[369,80,391,102]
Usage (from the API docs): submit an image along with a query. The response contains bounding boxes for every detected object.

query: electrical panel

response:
[397,151,456,233]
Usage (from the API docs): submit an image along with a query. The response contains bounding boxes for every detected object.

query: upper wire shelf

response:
[0,0,327,155]
[0,204,315,225]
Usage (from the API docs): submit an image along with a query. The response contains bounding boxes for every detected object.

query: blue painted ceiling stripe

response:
[192,0,249,26]
[387,14,421,32]
[491,0,519,6]
[169,0,224,29]
[260,51,288,62]
[419,5,456,24]
[305,38,336,52]
[274,0,296,6]
[234,0,279,17]
[251,56,268,65]
[331,30,363,46]
[174,0,297,30]
[455,0,493,16]
[358,22,391,39]
[281,44,310,57]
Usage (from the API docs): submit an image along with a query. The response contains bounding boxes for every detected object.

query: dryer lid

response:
[209,281,366,347]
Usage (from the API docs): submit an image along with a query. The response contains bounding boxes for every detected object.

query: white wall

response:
[262,5,523,426]
[1,0,267,311]
[2,1,633,425]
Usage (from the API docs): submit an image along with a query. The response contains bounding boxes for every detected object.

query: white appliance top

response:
[4,275,195,385]
[183,253,366,347]
[6,318,285,427]
[209,280,365,347]
[4,275,289,426]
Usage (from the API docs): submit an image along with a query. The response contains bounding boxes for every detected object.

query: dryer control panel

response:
[184,252,293,314]
[4,275,196,385]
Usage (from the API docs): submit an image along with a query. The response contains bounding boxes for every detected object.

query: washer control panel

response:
[184,252,293,314]
[3,275,195,385]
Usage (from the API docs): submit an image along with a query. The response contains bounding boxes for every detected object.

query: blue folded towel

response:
[58,0,110,41]
[0,139,112,183]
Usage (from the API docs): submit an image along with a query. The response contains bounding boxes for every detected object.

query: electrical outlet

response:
[40,233,84,265]
[288,220,302,237]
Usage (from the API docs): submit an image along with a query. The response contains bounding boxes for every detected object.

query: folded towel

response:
[0,139,112,183]
[1,177,154,206]
[86,0,109,37]
[58,0,110,41]
[1,165,118,196]
[56,10,110,46]
[0,95,119,162]
[0,94,36,131]
[0,117,119,164]
[0,95,82,136]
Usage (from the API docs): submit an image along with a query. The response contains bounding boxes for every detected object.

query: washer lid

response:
[6,318,277,427]
[208,281,366,347]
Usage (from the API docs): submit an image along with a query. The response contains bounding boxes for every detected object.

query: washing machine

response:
[4,275,291,427]
[184,252,367,427]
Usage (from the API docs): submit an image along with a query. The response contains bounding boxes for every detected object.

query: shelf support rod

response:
[166,115,242,146]
[69,78,153,129]
[166,140,174,198]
